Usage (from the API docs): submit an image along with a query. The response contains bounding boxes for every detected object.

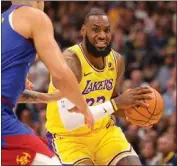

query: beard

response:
[85,34,112,58]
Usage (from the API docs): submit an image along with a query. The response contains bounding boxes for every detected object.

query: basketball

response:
[125,88,164,127]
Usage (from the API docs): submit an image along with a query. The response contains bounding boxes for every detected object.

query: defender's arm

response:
[18,90,62,103]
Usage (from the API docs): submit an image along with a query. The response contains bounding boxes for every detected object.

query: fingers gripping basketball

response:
[125,88,164,127]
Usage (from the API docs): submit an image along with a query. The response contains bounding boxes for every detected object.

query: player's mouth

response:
[95,41,107,48]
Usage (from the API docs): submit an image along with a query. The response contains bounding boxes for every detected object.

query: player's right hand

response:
[83,108,94,130]
[114,86,153,109]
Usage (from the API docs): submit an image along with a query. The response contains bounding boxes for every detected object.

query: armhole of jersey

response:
[8,8,29,39]
[9,10,15,30]
[48,74,57,90]
[50,78,56,89]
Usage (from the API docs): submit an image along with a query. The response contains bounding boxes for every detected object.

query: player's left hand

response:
[25,79,34,90]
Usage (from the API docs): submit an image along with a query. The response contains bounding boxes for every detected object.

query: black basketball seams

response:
[142,89,157,126]
[143,98,162,116]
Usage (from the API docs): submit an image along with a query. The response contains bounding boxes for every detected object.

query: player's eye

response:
[93,28,100,33]
[104,28,110,33]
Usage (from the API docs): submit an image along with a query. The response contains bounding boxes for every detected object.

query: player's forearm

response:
[60,99,116,130]
[53,67,88,110]
[89,99,126,118]
[90,101,126,120]
[18,90,61,103]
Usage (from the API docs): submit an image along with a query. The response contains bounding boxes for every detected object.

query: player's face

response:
[157,136,172,153]
[82,15,112,58]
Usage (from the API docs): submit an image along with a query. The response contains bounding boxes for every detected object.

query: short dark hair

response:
[84,8,107,24]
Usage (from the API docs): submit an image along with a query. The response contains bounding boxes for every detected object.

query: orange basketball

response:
[125,88,164,127]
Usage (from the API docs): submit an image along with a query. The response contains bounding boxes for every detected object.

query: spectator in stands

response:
[163,79,176,115]
[140,140,159,166]
[156,134,177,165]
[130,70,145,88]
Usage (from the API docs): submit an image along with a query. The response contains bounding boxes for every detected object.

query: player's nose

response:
[97,31,107,40]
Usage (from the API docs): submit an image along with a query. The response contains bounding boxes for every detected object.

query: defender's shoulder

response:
[16,6,49,23]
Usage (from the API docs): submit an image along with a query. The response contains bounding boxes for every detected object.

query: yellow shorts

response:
[46,126,138,165]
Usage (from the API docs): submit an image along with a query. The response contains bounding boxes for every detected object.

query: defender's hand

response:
[68,107,94,130]
[114,86,153,109]
[83,108,94,130]
[25,79,34,90]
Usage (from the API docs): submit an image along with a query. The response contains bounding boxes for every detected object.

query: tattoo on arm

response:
[52,49,82,87]
[64,50,82,83]
[18,90,51,103]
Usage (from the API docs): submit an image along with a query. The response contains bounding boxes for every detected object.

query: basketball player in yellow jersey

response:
[46,8,152,165]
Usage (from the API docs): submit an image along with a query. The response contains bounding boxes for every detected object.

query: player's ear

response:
[81,24,86,37]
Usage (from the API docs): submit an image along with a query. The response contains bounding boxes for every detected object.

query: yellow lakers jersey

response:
[46,44,118,135]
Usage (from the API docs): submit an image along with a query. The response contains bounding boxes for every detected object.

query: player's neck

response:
[11,1,33,6]
[81,42,105,70]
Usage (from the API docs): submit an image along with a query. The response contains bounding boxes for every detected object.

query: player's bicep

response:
[52,50,82,88]
[112,53,125,98]
[64,50,82,83]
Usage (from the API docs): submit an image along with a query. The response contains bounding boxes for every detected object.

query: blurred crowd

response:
[2,1,176,166]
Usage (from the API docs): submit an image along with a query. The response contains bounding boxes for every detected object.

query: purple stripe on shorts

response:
[45,132,54,152]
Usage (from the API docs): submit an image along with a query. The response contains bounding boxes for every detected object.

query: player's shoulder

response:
[12,6,52,38]
[22,6,47,17]
[16,6,51,24]
[111,49,123,61]
[63,45,82,82]
[63,45,81,64]
[63,44,80,59]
